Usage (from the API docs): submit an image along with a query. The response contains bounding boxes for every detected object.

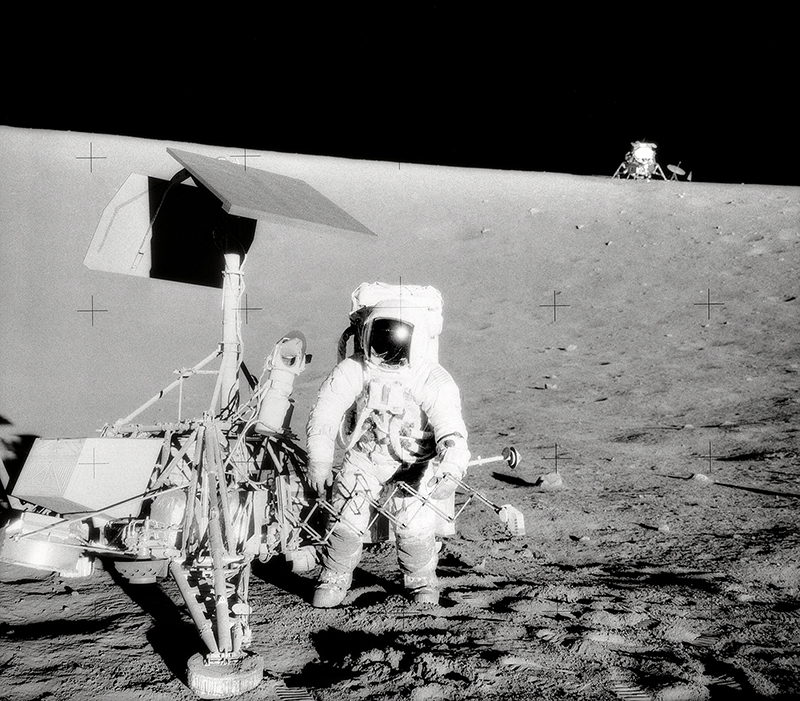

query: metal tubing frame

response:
[294,470,519,545]
[113,347,222,428]
[170,561,220,655]
[211,253,243,417]
[200,427,235,653]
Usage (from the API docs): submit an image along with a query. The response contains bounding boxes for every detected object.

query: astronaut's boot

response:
[397,526,440,605]
[312,568,352,608]
[313,528,361,608]
[404,570,439,605]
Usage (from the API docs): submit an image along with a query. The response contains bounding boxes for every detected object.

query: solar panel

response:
[167,148,376,237]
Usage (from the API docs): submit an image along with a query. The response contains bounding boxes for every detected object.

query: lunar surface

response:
[1,128,798,700]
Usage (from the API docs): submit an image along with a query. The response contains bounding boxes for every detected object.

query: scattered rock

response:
[690,473,713,483]
[535,472,564,490]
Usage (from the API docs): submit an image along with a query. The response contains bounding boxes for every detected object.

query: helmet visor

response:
[368,318,413,366]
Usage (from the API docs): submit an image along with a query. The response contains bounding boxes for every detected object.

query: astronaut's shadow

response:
[252,556,319,604]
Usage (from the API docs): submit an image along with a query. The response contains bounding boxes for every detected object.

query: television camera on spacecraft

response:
[0,149,524,698]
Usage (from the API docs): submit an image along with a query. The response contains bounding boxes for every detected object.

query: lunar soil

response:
[1,154,799,700]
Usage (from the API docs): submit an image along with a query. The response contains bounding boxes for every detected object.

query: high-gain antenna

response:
[667,162,686,180]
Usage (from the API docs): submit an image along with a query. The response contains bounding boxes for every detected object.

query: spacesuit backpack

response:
[336,282,443,364]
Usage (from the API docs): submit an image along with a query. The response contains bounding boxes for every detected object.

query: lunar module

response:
[612,140,668,180]
[0,149,523,698]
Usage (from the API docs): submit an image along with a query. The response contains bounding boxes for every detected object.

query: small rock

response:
[535,472,564,490]
[658,524,671,533]
[691,473,712,483]
[386,648,404,670]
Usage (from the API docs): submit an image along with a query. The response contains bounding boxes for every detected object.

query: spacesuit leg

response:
[313,451,380,608]
[392,471,440,604]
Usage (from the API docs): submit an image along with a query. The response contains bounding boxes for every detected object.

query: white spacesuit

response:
[306,296,470,607]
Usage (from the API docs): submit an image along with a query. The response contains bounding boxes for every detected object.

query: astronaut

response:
[305,296,470,608]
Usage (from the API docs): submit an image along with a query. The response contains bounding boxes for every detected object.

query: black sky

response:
[4,10,797,185]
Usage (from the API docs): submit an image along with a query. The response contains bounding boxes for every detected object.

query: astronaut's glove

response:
[428,462,460,500]
[306,461,333,497]
[427,434,470,500]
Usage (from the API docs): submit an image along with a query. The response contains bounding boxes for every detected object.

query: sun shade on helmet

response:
[367,318,414,366]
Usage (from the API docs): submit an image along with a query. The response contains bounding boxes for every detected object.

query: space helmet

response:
[360,298,431,370]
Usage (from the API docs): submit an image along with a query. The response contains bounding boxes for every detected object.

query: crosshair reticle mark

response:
[395,275,432,313]
[79,448,109,480]
[542,443,570,473]
[77,295,109,326]
[697,440,724,474]
[229,148,260,171]
[693,288,725,320]
[235,295,263,324]
[539,291,571,322]
[75,142,107,173]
